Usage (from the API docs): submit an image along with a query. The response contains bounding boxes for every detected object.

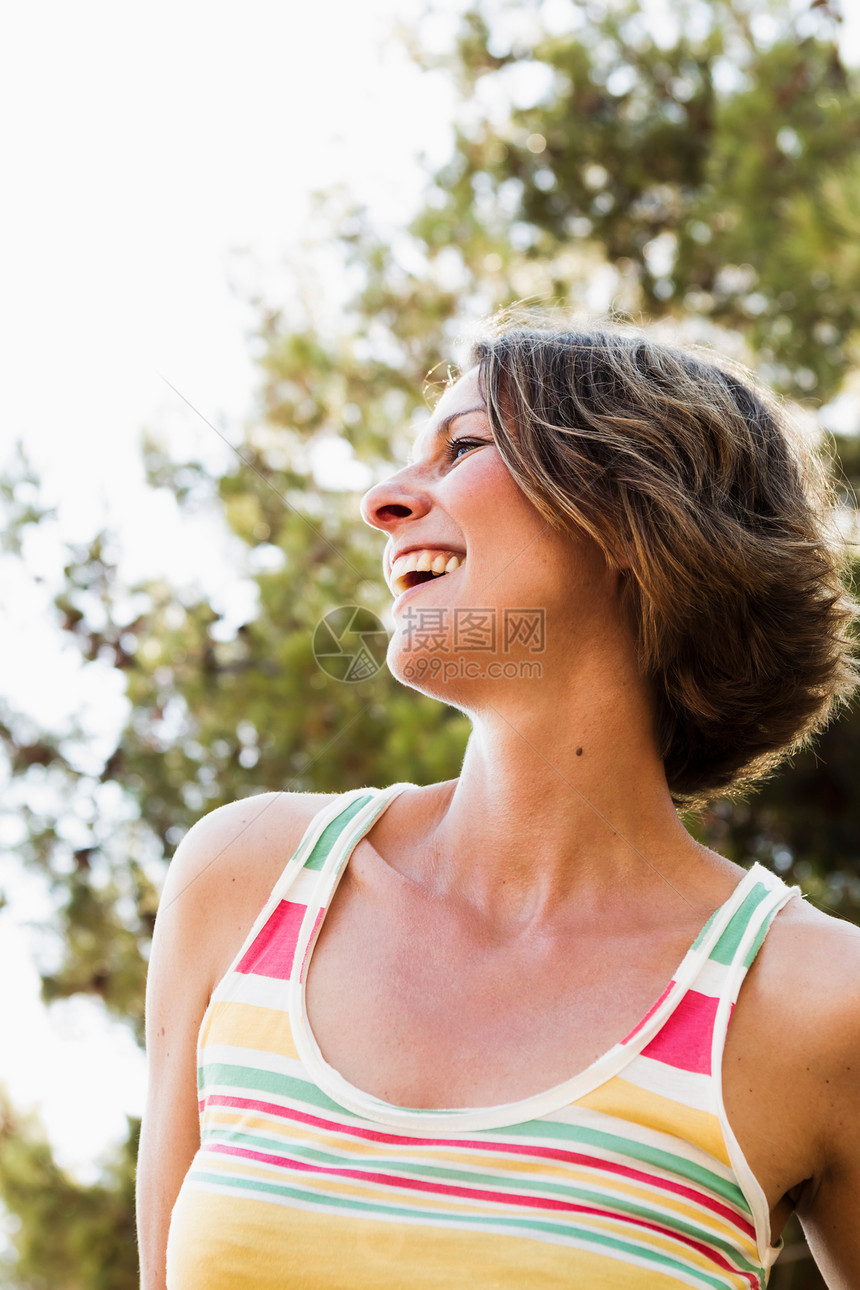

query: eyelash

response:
[443,435,485,462]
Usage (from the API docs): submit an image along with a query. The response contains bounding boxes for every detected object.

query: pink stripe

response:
[210,1140,757,1284]
[299,908,325,983]
[640,989,719,1075]
[201,1094,752,1236]
[621,981,674,1045]
[236,900,319,980]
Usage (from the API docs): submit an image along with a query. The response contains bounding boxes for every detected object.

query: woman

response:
[138,322,860,1288]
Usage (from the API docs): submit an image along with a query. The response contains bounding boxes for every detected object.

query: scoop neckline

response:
[289,782,772,1131]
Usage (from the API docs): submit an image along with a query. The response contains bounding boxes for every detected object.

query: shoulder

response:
[720,886,860,1230]
[155,789,342,995]
[768,897,860,1111]
[737,890,860,1160]
[750,892,860,1037]
[161,789,342,908]
[739,891,860,1077]
[755,897,860,1282]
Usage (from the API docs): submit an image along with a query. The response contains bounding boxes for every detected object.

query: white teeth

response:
[389,548,464,593]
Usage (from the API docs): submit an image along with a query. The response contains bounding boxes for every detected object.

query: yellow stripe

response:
[199,1001,299,1061]
[167,1187,724,1289]
[577,1077,731,1168]
[316,1174,751,1279]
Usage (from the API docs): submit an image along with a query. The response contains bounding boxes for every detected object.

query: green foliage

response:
[414,0,860,399]
[1,2,858,1284]
[0,445,55,558]
[0,1095,139,1290]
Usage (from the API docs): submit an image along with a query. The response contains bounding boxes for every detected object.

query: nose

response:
[360,468,432,534]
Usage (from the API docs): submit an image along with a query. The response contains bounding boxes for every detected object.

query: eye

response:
[444,435,486,462]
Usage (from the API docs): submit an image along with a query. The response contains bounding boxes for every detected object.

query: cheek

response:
[465,463,562,582]
[451,454,546,541]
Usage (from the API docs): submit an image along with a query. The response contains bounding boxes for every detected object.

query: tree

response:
[1,1,857,1283]
[0,1095,138,1290]
[412,0,860,402]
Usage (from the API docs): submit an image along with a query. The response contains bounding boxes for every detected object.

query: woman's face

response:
[360,368,620,704]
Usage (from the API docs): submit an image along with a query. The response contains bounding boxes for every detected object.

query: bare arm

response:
[796,926,860,1289]
[136,808,226,1290]
[136,791,336,1289]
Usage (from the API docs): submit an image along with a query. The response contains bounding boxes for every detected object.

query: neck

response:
[419,669,712,930]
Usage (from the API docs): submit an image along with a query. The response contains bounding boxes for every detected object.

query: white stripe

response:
[693,958,735,999]
[711,874,799,1270]
[200,1043,305,1078]
[621,1057,715,1113]
[211,972,291,1010]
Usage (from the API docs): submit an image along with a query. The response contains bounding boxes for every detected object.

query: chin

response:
[386,637,452,700]
[393,669,474,716]
[387,638,535,713]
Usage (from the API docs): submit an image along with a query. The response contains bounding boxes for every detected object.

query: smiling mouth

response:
[389,549,465,596]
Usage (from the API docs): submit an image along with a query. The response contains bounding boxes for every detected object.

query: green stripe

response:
[199,1127,758,1271]
[689,906,721,952]
[201,1062,350,1116]
[742,907,778,968]
[708,884,769,964]
[188,1169,751,1289]
[478,1116,748,1210]
[200,1063,748,1212]
[303,793,373,870]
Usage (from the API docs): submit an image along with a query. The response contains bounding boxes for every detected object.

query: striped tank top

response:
[167,782,799,1290]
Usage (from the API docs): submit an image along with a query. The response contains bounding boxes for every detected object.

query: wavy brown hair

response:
[470,321,858,804]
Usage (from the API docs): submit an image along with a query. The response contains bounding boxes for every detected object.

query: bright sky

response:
[0,0,465,1187]
[0,0,460,535]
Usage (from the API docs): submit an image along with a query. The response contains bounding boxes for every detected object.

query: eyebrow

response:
[406,407,488,467]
